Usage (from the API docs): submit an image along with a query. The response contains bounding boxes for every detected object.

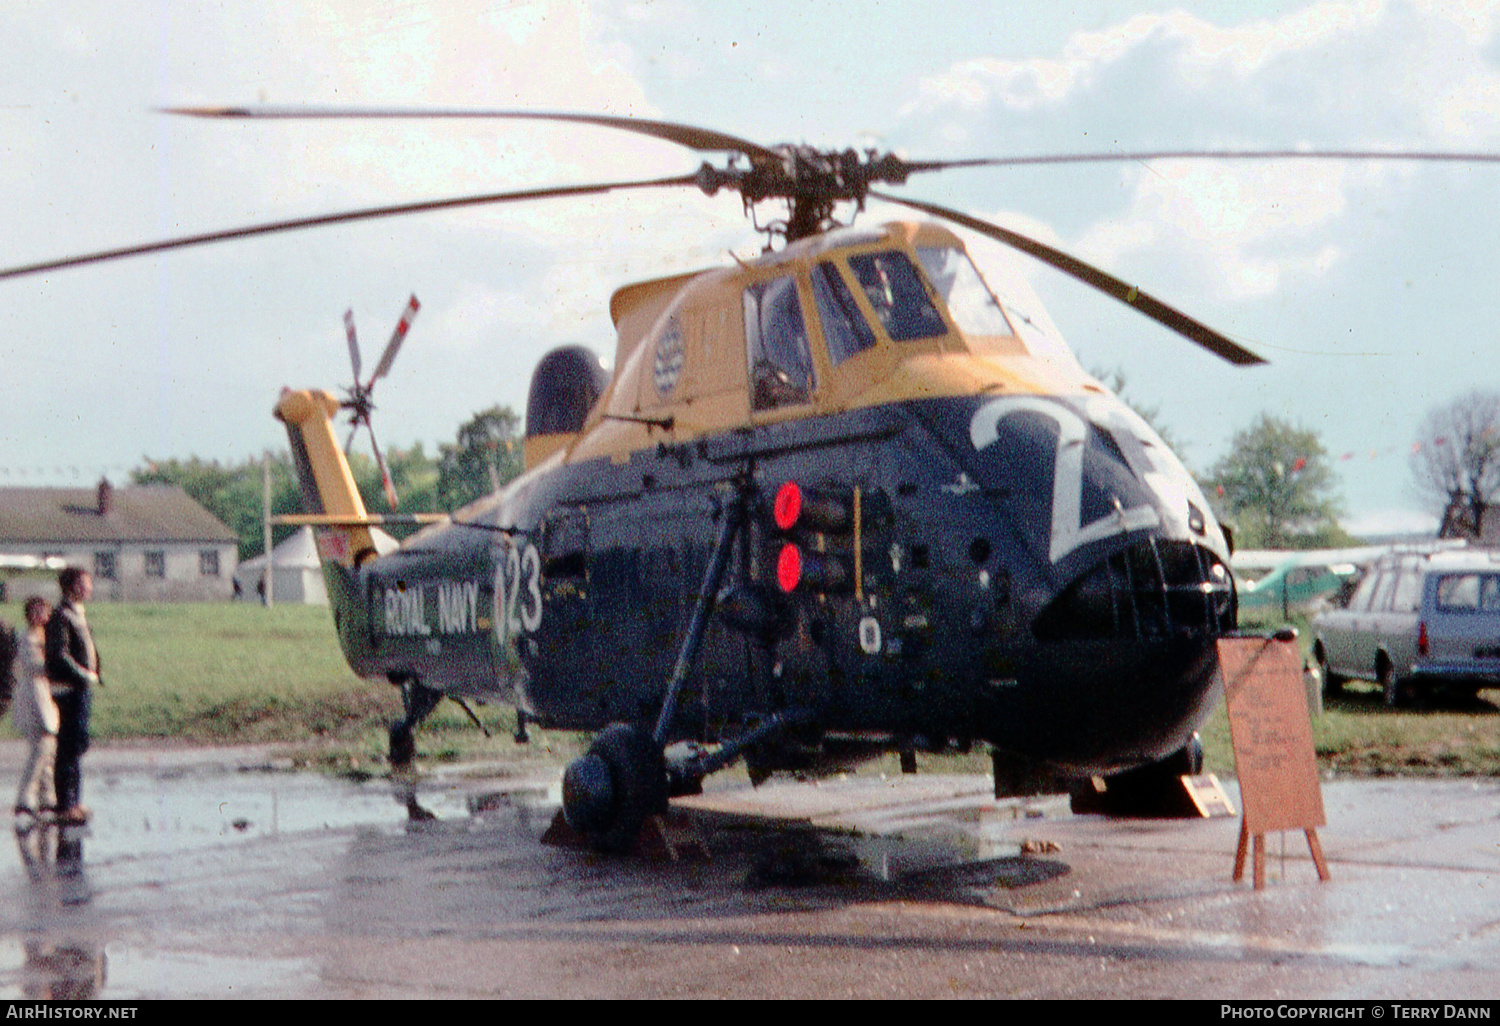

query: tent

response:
[233,526,326,605]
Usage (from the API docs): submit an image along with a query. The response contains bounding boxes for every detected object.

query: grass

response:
[1,602,1495,778]
[0,601,574,772]
[1225,610,1500,777]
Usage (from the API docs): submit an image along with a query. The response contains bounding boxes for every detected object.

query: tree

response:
[1206,414,1353,549]
[1410,390,1500,540]
[136,445,444,559]
[134,455,302,561]
[436,406,523,511]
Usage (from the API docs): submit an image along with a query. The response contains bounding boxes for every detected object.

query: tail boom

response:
[274,388,379,567]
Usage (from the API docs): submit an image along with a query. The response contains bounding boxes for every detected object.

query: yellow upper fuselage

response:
[527,221,1111,471]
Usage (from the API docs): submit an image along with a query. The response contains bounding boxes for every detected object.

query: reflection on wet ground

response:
[0,743,1494,999]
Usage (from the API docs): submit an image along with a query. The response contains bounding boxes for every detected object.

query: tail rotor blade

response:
[368,294,419,388]
[367,427,399,510]
[344,309,362,384]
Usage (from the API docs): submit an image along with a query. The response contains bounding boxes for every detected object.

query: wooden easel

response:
[1232,821,1329,890]
[1218,634,1332,889]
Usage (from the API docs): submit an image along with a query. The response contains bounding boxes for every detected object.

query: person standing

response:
[45,569,97,826]
[12,597,58,823]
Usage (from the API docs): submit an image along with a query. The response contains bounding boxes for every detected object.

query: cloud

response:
[898,1,1500,307]
[1077,159,1355,301]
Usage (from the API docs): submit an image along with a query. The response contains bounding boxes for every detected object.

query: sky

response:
[5,0,1500,536]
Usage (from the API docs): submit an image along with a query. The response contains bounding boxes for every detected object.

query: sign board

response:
[1217,635,1330,887]
[1219,636,1325,833]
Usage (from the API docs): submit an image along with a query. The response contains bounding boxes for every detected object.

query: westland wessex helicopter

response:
[14,108,1485,851]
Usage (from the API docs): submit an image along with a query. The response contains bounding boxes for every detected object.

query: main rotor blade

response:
[166,105,784,165]
[898,148,1500,176]
[367,294,420,389]
[344,309,361,385]
[872,190,1265,367]
[0,173,699,282]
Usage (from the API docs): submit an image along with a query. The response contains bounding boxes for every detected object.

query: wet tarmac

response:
[0,741,1495,999]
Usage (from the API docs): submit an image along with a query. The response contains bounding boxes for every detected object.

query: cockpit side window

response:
[744,275,815,410]
[916,246,1014,337]
[847,251,946,342]
[810,261,877,365]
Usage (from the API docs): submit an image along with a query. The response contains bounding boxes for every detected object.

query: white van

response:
[1312,548,1500,706]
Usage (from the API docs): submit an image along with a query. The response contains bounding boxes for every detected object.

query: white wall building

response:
[0,480,239,603]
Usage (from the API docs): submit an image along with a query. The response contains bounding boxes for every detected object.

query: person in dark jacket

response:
[45,568,98,826]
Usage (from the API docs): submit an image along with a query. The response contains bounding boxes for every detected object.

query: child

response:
[13,597,59,823]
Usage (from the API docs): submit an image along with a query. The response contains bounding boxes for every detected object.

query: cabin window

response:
[916,246,1013,337]
[94,551,117,581]
[145,551,165,578]
[744,275,815,410]
[847,251,946,342]
[811,261,877,365]
[653,316,685,396]
[1346,571,1381,612]
[200,550,220,577]
[1436,573,1500,612]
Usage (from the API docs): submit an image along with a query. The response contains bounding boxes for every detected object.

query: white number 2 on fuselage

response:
[969,396,1160,565]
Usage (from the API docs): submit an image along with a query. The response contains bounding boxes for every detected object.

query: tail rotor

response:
[341,294,420,510]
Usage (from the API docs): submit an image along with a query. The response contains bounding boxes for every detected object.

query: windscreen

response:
[916,246,1013,337]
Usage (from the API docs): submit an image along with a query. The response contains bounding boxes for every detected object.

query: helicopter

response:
[10,107,1489,851]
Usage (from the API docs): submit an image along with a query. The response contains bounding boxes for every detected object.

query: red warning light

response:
[774,481,802,532]
[776,543,802,593]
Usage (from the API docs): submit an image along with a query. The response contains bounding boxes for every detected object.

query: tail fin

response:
[273,388,380,567]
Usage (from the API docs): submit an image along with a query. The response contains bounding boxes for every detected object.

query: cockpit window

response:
[916,246,1014,337]
[810,261,877,365]
[847,251,947,342]
[744,275,815,410]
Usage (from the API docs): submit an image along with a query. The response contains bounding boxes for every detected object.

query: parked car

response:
[1311,547,1500,706]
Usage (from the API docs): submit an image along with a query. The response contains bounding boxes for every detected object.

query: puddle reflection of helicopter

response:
[9,109,1495,851]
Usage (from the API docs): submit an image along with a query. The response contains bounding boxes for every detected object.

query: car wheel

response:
[1379,655,1404,708]
[1316,642,1345,697]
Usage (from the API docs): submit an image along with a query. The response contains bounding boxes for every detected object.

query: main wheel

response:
[561,723,668,852]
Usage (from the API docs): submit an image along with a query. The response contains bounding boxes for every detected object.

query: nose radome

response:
[1032,537,1235,644]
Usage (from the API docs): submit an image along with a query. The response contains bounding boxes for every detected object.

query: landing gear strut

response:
[558,493,748,851]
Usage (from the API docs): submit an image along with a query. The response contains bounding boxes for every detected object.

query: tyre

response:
[562,723,668,853]
[1315,642,1345,698]
[1379,655,1407,708]
[1075,733,1202,816]
[388,723,416,767]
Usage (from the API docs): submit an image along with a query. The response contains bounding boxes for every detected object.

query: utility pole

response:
[262,452,274,607]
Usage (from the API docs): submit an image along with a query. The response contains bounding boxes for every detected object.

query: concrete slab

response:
[0,742,1494,998]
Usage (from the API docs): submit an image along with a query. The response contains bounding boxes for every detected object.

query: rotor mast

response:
[694,145,914,243]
